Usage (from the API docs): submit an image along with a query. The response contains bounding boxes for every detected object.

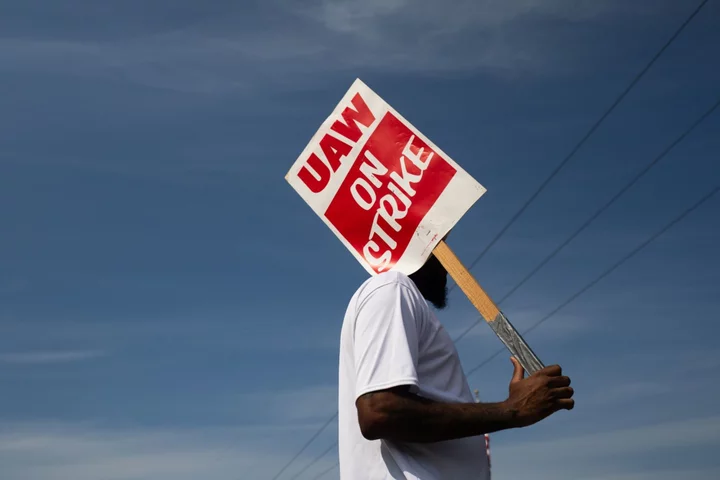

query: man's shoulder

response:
[347,272,428,315]
[355,271,418,297]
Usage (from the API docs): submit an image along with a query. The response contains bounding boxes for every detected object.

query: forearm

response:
[361,391,519,443]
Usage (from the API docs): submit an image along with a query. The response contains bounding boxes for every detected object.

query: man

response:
[338,254,575,479]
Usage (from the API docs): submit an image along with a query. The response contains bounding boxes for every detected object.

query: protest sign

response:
[285,78,486,276]
[285,79,544,374]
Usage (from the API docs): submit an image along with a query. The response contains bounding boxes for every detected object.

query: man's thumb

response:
[510,357,525,383]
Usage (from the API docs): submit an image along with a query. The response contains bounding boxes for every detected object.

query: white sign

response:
[286,79,486,275]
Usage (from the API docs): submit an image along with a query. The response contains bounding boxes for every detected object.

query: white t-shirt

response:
[338,271,490,479]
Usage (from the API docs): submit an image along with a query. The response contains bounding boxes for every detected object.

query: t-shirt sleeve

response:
[353,281,422,400]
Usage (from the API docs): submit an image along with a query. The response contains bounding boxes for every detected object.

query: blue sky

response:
[1,0,719,479]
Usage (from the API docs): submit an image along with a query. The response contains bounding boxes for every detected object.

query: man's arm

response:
[356,359,574,443]
[356,386,518,443]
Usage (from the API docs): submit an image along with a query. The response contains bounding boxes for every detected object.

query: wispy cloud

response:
[234,384,338,423]
[0,350,107,365]
[0,0,682,94]
[0,421,337,480]
[582,380,674,406]
[2,415,716,480]
[491,415,720,480]
[1,310,340,354]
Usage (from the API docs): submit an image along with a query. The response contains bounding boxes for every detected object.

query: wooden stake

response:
[432,240,545,375]
[433,241,501,321]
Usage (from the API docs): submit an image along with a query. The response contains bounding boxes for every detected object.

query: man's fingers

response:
[552,387,574,399]
[510,357,525,383]
[547,376,571,388]
[538,364,562,377]
[556,398,575,410]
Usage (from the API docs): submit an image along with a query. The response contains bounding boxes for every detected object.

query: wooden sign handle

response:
[432,240,545,375]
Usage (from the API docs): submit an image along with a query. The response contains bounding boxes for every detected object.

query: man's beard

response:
[409,256,449,310]
[424,285,448,310]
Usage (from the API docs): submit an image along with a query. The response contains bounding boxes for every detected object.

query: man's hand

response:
[505,357,575,428]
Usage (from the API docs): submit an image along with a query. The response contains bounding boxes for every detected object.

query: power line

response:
[288,442,338,480]
[311,462,338,480]
[269,413,337,480]
[452,95,720,345]
[459,0,711,276]
[464,186,719,378]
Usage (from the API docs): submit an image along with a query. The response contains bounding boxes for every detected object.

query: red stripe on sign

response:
[325,112,456,273]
